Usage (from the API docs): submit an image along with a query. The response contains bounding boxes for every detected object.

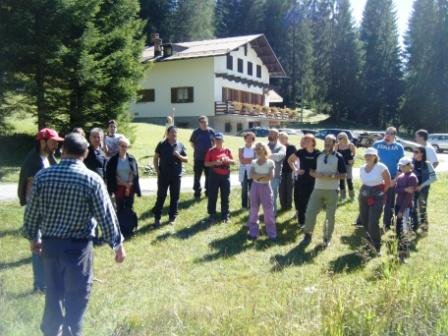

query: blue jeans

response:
[270,176,281,214]
[41,238,93,336]
[32,251,45,290]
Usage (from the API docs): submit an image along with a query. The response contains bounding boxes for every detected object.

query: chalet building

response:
[131,34,292,133]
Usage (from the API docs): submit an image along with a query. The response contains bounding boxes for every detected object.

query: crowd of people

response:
[19,116,439,335]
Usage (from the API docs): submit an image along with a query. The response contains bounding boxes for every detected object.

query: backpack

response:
[117,199,138,237]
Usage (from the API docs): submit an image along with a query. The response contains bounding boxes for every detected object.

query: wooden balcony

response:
[215,101,294,120]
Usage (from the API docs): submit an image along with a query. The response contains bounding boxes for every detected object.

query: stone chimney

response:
[151,33,162,57]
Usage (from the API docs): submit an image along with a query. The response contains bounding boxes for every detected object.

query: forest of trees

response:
[0,0,447,132]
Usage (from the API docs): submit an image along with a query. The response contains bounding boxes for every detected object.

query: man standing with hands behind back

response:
[23,132,125,336]
[190,116,215,200]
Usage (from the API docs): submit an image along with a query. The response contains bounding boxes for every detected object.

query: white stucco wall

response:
[132,57,215,118]
[214,42,270,102]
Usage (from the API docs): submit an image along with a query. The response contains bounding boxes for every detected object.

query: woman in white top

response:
[247,142,277,240]
[359,147,392,254]
[239,131,256,208]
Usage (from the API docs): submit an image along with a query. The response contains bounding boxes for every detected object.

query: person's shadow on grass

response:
[270,240,326,272]
[195,225,250,262]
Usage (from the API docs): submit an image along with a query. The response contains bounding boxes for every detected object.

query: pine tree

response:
[139,0,176,42]
[326,0,361,121]
[360,0,403,128]
[308,0,333,112]
[0,0,146,132]
[215,0,265,37]
[172,0,215,42]
[402,0,448,132]
[0,0,68,129]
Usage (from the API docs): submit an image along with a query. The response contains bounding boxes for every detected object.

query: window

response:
[137,89,155,102]
[225,122,232,133]
[256,65,262,78]
[237,58,243,73]
[244,44,248,56]
[171,87,194,103]
[237,123,243,132]
[226,54,233,70]
[247,62,253,76]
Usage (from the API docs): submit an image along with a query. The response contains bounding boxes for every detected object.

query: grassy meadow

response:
[1,175,448,335]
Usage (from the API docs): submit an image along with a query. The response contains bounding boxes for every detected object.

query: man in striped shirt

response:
[23,132,125,336]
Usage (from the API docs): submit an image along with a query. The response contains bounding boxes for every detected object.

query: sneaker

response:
[168,217,176,225]
[247,234,257,241]
[323,238,331,248]
[222,217,231,224]
[153,219,161,229]
[301,233,312,246]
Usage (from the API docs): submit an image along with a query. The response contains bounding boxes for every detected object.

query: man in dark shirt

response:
[18,128,63,293]
[278,132,297,211]
[84,127,107,179]
[153,126,188,227]
[189,116,215,200]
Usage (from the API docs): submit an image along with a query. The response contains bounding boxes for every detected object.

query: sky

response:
[349,0,415,44]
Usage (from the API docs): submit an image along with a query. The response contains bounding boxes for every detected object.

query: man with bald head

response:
[23,132,126,336]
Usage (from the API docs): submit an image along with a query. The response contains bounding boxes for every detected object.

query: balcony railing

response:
[215,101,295,120]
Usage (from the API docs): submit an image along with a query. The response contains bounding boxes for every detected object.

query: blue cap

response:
[214,132,224,140]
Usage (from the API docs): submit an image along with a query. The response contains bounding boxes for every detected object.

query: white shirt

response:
[105,133,122,157]
[425,144,438,165]
[250,159,274,183]
[360,162,388,186]
[41,155,50,169]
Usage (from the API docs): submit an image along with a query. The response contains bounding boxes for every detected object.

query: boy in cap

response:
[395,157,418,261]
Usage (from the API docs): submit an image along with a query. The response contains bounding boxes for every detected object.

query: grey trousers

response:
[359,185,385,250]
[41,238,93,336]
[304,189,339,241]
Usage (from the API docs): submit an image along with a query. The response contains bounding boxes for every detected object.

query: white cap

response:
[364,147,378,157]
[398,157,412,166]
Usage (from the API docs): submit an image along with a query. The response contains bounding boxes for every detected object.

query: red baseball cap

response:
[36,128,64,142]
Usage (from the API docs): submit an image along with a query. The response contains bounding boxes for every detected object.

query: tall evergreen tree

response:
[0,0,145,132]
[139,0,176,42]
[402,0,448,131]
[0,0,68,129]
[360,0,403,128]
[327,0,361,121]
[172,0,215,42]
[308,0,333,112]
[215,0,265,37]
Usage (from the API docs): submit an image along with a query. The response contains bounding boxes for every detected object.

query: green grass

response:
[1,176,448,335]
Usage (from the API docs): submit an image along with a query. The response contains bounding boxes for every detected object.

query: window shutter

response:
[187,87,194,102]
[171,88,177,103]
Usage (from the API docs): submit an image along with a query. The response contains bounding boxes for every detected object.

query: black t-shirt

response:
[282,144,297,174]
[295,149,321,180]
[155,140,187,177]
